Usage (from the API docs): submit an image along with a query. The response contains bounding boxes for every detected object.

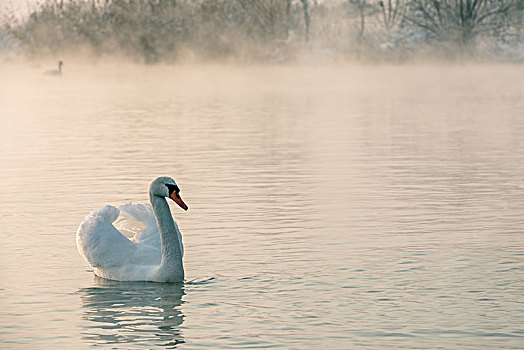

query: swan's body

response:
[45,60,63,75]
[77,177,188,282]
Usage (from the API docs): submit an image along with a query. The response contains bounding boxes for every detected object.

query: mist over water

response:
[1,63,523,348]
[2,0,524,63]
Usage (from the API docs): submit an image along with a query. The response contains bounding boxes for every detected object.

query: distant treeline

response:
[1,0,524,62]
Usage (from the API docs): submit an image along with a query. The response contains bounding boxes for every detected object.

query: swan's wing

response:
[173,220,184,258]
[118,202,183,257]
[76,205,138,269]
[118,202,161,248]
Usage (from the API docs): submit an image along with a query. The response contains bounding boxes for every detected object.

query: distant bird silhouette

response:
[45,61,63,75]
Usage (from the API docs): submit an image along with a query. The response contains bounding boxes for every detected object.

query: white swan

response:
[76,176,188,282]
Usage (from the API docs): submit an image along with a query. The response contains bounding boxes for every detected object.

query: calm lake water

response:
[0,63,523,349]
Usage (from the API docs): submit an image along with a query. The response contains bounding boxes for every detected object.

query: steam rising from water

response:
[1,0,523,63]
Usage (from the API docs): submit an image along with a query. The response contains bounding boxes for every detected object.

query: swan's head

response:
[150,176,188,211]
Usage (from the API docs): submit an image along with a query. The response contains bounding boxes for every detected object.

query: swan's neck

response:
[150,194,184,273]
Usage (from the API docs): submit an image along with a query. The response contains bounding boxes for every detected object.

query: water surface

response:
[0,63,523,349]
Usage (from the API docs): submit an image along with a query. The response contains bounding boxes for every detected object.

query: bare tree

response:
[406,0,517,46]
[378,0,407,31]
[348,0,368,38]
[237,0,290,41]
[300,0,311,41]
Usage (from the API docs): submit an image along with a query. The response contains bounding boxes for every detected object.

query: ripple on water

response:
[0,65,523,348]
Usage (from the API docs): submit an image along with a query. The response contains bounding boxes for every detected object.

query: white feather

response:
[76,177,186,282]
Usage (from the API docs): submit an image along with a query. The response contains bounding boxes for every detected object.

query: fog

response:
[1,1,524,349]
[1,0,524,64]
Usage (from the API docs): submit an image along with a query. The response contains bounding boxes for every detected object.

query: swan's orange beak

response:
[170,191,188,211]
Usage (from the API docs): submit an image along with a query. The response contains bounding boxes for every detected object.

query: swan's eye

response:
[166,184,180,196]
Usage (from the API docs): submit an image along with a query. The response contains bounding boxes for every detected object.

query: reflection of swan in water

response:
[76,176,188,282]
[78,277,185,347]
[44,60,63,75]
